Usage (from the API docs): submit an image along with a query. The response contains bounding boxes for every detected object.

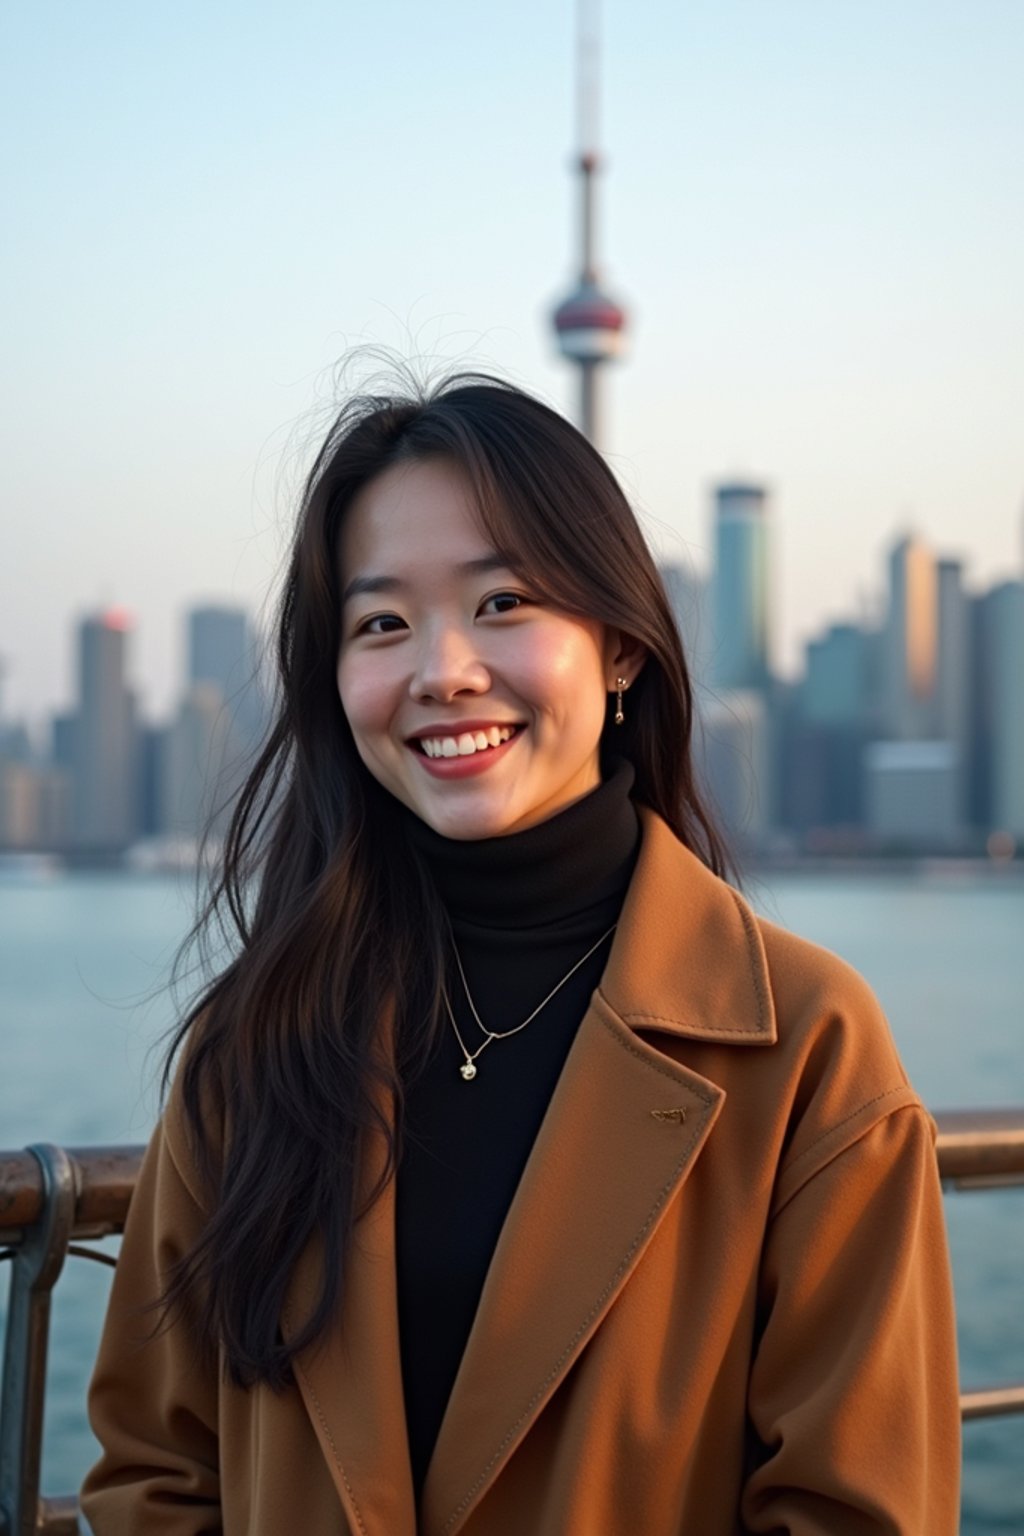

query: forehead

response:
[340,458,497,578]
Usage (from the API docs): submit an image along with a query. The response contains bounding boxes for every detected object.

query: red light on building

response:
[101,607,132,632]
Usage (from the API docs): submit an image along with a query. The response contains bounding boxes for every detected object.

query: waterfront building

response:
[988,580,1024,839]
[790,622,872,833]
[933,559,970,825]
[51,712,76,774]
[864,740,961,848]
[189,605,249,695]
[802,622,869,728]
[659,562,711,693]
[160,682,237,841]
[710,482,771,692]
[882,534,936,740]
[965,591,995,833]
[39,765,72,847]
[187,603,266,752]
[0,721,31,763]
[137,723,166,838]
[163,685,245,841]
[72,611,138,851]
[697,689,772,842]
[0,760,71,849]
[934,560,969,739]
[0,759,38,848]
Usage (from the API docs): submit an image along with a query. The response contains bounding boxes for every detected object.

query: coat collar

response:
[603,807,776,1047]
[284,806,775,1536]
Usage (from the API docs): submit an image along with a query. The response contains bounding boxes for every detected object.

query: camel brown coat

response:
[82,808,961,1535]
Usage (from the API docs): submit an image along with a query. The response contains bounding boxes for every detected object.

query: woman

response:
[82,375,960,1535]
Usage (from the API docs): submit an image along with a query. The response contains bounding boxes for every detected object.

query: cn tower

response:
[551,0,628,448]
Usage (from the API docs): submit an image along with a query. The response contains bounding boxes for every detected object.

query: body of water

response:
[1,865,1022,1531]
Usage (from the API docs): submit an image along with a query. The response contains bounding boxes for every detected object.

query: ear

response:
[602,629,648,691]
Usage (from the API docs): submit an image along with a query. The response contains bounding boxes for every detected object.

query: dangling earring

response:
[614,676,627,726]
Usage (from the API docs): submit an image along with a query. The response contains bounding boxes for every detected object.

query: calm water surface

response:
[1,865,1022,1531]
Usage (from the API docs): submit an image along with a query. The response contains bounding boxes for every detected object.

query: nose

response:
[409,620,491,703]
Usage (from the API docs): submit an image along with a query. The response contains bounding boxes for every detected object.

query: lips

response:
[406,722,525,756]
[413,725,523,759]
[407,722,525,778]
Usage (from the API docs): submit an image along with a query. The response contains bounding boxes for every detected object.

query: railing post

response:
[0,1146,76,1536]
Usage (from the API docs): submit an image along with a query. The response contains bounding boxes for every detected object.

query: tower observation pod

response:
[551,0,628,449]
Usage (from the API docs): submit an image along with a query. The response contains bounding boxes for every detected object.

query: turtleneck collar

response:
[400,757,640,930]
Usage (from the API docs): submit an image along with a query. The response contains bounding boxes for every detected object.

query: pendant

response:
[460,1060,478,1081]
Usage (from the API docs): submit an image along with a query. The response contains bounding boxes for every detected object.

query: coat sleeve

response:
[740,1102,961,1535]
[80,1109,222,1535]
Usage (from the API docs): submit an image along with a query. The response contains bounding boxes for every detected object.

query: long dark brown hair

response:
[162,371,729,1389]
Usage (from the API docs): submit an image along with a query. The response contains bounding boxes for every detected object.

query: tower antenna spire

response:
[576,0,596,153]
[551,0,628,449]
[577,0,599,280]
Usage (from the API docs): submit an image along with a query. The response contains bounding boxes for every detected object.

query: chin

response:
[405,787,523,841]
[422,807,513,841]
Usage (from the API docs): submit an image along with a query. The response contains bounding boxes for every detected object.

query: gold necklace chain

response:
[443,923,617,1083]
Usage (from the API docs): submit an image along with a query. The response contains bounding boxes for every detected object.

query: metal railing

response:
[2,1113,1023,1536]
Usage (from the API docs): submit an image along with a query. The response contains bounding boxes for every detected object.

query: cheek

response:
[515,626,614,740]
[337,653,399,747]
[517,630,607,722]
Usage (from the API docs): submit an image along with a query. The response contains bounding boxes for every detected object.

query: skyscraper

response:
[934,560,968,739]
[966,590,996,832]
[933,558,969,821]
[988,580,1024,838]
[161,604,265,843]
[697,690,772,842]
[188,603,265,747]
[73,610,138,850]
[882,535,936,740]
[792,622,871,831]
[189,605,250,696]
[659,562,710,692]
[710,482,771,692]
[161,682,236,841]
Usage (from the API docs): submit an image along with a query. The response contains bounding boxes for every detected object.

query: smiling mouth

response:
[411,724,524,759]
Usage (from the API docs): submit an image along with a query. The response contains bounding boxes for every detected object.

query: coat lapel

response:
[283,1057,418,1536]
[602,809,777,1050]
[419,991,725,1536]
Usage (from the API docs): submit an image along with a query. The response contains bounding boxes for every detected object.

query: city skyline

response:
[1,494,1019,734]
[4,1,1023,721]
[4,505,1022,855]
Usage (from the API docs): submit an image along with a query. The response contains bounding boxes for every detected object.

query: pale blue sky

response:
[3,0,1022,722]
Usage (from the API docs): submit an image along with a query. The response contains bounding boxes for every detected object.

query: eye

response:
[355,613,407,636]
[480,591,529,616]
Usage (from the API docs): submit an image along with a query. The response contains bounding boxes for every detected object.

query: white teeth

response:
[418,725,518,758]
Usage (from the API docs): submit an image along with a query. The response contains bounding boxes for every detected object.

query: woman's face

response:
[336,457,633,840]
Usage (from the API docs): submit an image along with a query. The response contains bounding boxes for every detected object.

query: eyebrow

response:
[342,554,519,606]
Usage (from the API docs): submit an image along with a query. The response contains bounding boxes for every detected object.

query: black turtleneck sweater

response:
[395,760,641,1501]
